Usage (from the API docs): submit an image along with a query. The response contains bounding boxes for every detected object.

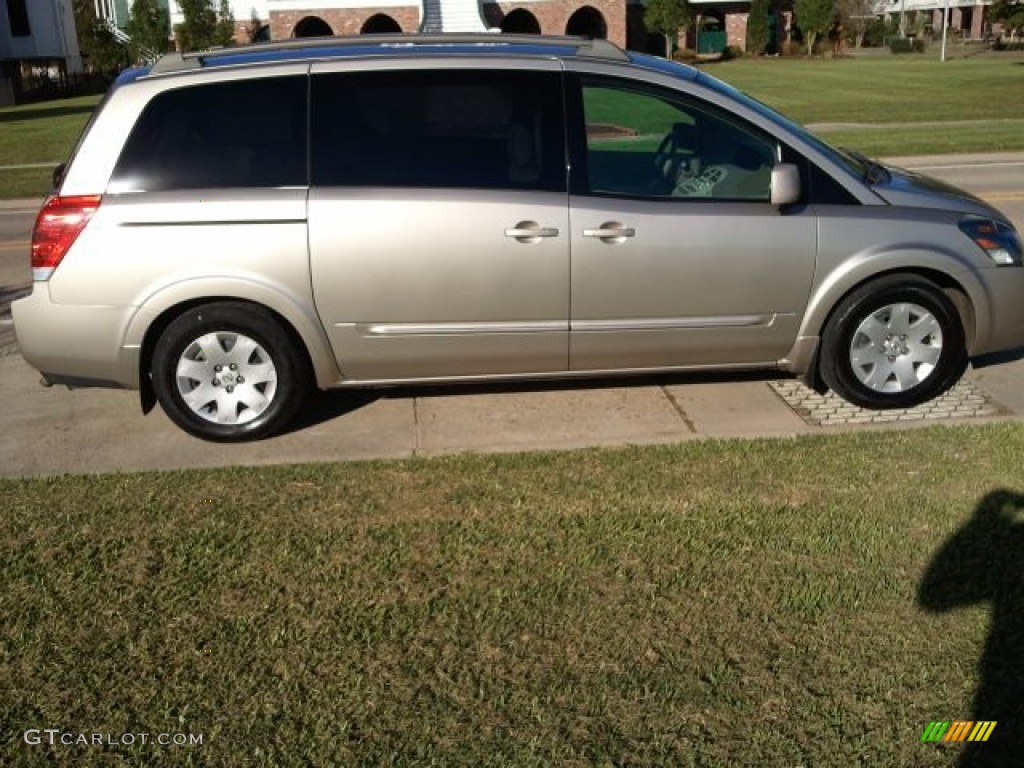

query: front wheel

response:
[819,275,968,410]
[152,302,308,441]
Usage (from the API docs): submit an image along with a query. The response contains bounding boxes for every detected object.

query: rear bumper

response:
[11,285,139,389]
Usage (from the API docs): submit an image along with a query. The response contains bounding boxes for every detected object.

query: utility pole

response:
[940,0,950,60]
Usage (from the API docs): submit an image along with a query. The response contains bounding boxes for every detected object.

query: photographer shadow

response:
[918,490,1024,767]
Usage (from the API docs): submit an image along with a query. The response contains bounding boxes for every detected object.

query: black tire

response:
[152,302,308,441]
[819,275,967,410]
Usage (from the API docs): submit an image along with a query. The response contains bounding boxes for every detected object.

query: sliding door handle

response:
[505,221,559,242]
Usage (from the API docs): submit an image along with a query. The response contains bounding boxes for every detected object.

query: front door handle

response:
[582,222,635,243]
[505,221,559,243]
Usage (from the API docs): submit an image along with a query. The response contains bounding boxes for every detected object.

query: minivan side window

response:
[110,77,308,192]
[572,77,778,201]
[311,70,566,192]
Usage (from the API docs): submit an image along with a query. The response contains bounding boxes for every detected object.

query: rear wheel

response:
[152,302,308,441]
[819,275,967,409]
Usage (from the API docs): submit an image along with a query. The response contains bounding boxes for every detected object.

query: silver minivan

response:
[13,34,1024,441]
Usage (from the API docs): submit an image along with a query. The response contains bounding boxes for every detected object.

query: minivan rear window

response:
[110,76,307,192]
[310,70,566,192]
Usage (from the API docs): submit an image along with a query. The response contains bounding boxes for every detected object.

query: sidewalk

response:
[2,350,1023,478]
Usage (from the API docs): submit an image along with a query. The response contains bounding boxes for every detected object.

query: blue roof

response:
[625,52,700,82]
[113,65,152,87]
[199,42,580,69]
[147,35,633,77]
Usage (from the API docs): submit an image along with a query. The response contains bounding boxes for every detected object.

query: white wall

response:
[167,0,271,26]
[875,0,989,13]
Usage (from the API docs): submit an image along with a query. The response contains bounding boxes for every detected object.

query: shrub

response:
[993,38,1024,51]
[862,18,888,47]
[888,36,927,53]
[720,45,745,60]
[781,40,804,56]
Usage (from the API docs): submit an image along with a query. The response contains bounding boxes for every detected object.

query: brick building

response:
[173,0,1001,56]
[260,0,781,55]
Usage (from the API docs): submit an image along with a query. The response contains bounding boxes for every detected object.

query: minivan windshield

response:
[627,53,876,183]
[695,71,890,182]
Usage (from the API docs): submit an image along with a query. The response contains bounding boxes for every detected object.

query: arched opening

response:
[361,14,402,34]
[566,6,607,39]
[500,9,541,35]
[293,16,333,38]
[253,24,270,43]
[696,11,726,54]
[626,3,666,54]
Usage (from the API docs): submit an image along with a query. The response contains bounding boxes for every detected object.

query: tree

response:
[746,0,772,55]
[175,0,234,51]
[246,9,264,43]
[215,0,237,46]
[991,0,1024,36]
[794,0,834,54]
[644,0,691,59]
[125,0,171,60]
[72,0,129,75]
[835,0,875,48]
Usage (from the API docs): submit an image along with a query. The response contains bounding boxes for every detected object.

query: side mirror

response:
[770,163,801,206]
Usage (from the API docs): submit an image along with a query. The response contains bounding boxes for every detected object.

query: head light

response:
[959,218,1023,266]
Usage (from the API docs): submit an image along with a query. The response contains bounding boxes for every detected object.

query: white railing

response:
[420,0,487,33]
[93,0,159,63]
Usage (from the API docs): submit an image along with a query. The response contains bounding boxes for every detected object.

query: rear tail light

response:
[31,194,102,281]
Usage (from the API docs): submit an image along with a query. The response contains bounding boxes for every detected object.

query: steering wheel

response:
[653,129,682,181]
[653,122,700,187]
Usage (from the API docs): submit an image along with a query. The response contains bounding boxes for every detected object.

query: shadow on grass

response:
[0,105,96,123]
[918,489,1024,766]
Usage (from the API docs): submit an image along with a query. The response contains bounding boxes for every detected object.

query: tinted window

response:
[311,70,565,192]
[110,77,307,192]
[808,161,860,205]
[573,77,777,201]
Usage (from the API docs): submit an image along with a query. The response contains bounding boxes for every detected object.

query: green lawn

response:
[4,424,1024,765]
[704,55,1024,156]
[1,57,1023,199]
[705,56,1024,125]
[0,95,100,198]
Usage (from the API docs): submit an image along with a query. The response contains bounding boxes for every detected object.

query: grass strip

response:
[3,424,1023,765]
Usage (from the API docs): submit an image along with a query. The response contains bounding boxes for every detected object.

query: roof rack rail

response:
[149,33,628,75]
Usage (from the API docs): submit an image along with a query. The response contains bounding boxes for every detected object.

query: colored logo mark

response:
[921,721,997,743]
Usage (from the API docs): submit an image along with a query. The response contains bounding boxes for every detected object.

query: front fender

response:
[798,247,988,352]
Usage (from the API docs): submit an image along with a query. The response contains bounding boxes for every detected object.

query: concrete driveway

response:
[2,153,1024,478]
